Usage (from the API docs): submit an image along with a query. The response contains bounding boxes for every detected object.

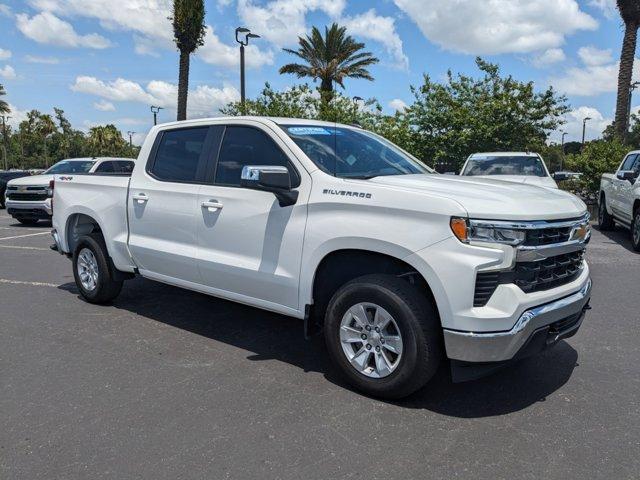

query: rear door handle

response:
[132,193,148,204]
[201,200,223,212]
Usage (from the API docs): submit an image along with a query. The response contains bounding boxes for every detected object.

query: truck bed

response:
[52,174,135,272]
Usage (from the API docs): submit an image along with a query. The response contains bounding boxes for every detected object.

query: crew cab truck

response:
[6,157,134,224]
[51,117,592,398]
[599,150,640,251]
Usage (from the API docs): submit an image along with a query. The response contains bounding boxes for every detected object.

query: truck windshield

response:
[462,156,547,177]
[45,160,96,174]
[282,125,431,179]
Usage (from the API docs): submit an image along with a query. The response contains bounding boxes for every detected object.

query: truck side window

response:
[620,154,637,172]
[95,161,115,173]
[151,127,208,182]
[215,126,297,187]
[113,161,134,173]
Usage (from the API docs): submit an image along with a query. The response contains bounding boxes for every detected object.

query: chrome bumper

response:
[443,278,592,363]
[6,199,52,216]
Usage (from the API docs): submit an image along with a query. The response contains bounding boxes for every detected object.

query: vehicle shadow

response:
[593,224,635,253]
[9,220,52,228]
[58,277,579,418]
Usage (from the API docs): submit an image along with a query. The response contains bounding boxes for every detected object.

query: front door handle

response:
[201,200,223,212]
[132,193,148,204]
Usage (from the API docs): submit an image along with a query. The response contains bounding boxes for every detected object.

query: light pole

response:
[582,117,591,150]
[127,131,135,148]
[235,27,260,114]
[560,131,567,171]
[627,81,640,133]
[1,115,10,170]
[150,106,163,126]
[352,96,364,122]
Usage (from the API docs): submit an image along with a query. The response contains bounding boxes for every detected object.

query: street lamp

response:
[127,131,135,148]
[582,117,592,149]
[560,131,567,171]
[150,106,163,126]
[235,27,260,113]
[1,115,10,170]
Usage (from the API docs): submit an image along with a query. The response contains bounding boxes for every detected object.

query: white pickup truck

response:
[51,117,592,398]
[599,150,640,251]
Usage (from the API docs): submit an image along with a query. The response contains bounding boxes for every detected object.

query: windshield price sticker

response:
[288,127,333,136]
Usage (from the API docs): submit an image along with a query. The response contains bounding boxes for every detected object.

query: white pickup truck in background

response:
[51,117,592,398]
[599,150,640,251]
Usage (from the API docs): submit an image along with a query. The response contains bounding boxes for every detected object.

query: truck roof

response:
[469,152,540,157]
[152,116,359,130]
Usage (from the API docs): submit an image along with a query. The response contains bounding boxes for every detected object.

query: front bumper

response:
[6,199,52,218]
[443,278,591,363]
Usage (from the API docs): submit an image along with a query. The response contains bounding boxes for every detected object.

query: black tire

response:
[72,233,123,304]
[324,274,441,399]
[598,196,614,231]
[632,209,640,252]
[17,217,39,225]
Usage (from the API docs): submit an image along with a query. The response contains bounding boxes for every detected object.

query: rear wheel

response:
[324,274,441,399]
[632,209,640,252]
[598,197,614,231]
[17,217,39,225]
[72,233,123,304]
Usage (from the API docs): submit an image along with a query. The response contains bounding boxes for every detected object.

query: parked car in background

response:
[552,171,583,182]
[0,170,31,209]
[599,150,640,251]
[51,117,591,398]
[460,152,558,189]
[5,157,134,224]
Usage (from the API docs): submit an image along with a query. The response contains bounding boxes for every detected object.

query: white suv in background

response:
[460,152,558,189]
[5,157,134,225]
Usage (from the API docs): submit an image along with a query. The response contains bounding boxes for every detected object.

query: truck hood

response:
[465,174,558,189]
[367,174,586,220]
[7,174,54,187]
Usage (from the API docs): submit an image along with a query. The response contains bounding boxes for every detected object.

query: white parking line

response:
[0,245,50,251]
[0,278,59,288]
[0,232,50,241]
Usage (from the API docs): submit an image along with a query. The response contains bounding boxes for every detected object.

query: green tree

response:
[279,23,379,103]
[87,125,129,157]
[171,0,206,121]
[565,139,629,195]
[406,58,569,170]
[614,0,640,140]
[0,84,9,115]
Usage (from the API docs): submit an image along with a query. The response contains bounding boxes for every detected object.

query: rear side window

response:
[113,161,134,173]
[215,126,296,186]
[151,127,209,182]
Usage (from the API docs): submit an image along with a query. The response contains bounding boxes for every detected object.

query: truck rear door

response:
[127,126,217,284]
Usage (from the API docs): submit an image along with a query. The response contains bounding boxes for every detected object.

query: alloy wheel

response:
[77,248,99,291]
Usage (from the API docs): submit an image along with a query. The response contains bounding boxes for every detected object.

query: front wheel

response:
[72,233,123,304]
[324,274,441,399]
[632,210,640,252]
[598,197,614,230]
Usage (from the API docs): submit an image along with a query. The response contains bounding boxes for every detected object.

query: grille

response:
[473,250,585,306]
[524,226,572,246]
[515,250,584,293]
[7,192,48,201]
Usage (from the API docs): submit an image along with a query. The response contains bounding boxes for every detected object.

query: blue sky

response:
[0,0,633,145]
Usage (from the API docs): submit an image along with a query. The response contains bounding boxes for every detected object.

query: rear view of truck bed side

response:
[52,174,136,274]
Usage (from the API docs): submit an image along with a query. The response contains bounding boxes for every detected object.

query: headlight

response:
[450,217,526,246]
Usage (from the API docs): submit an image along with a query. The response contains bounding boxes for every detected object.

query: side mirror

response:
[552,172,569,182]
[617,170,638,183]
[240,165,299,207]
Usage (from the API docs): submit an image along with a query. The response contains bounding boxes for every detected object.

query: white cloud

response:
[389,99,408,112]
[198,26,274,68]
[562,106,611,141]
[5,104,28,128]
[24,55,60,64]
[589,0,617,19]
[93,100,116,111]
[578,45,613,66]
[0,48,11,60]
[342,9,408,69]
[237,0,346,48]
[71,76,240,117]
[16,12,112,49]
[393,0,597,55]
[551,51,640,96]
[531,48,566,68]
[0,4,11,17]
[0,65,16,80]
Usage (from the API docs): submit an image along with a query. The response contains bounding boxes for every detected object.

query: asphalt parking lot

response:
[1,209,639,480]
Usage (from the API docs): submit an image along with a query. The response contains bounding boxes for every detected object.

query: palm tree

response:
[0,84,10,115]
[171,0,206,121]
[614,0,640,140]
[279,23,379,102]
